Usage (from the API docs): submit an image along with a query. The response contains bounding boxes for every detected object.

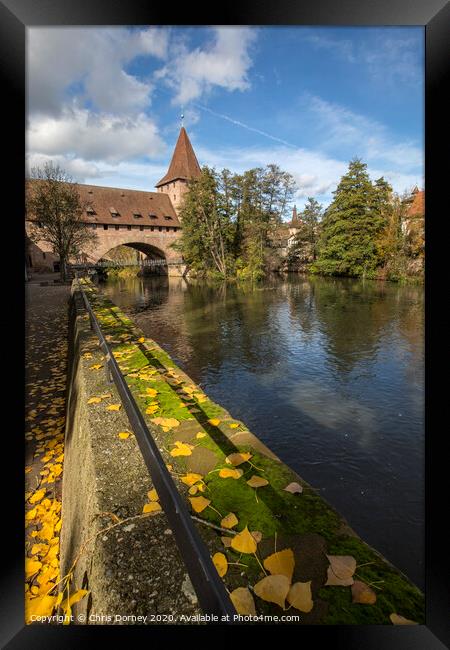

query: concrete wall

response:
[60,291,201,623]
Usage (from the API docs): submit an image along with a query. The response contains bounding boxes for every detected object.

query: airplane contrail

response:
[193,103,298,149]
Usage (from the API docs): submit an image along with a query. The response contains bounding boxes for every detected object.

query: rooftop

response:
[155,127,202,188]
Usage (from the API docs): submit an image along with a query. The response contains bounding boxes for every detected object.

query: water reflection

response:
[100,274,424,588]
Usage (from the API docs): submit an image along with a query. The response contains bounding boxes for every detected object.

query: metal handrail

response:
[77,282,236,621]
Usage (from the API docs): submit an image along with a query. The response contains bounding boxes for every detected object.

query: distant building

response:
[25,127,201,274]
[401,188,425,236]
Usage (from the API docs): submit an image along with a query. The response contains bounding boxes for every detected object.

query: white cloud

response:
[27,27,168,116]
[156,27,257,105]
[27,107,166,163]
[303,94,423,174]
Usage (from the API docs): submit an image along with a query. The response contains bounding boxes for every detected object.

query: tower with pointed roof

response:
[155,127,202,216]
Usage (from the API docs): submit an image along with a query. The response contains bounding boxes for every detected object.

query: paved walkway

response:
[25,281,71,622]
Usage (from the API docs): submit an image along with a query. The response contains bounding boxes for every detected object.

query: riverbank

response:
[65,278,424,624]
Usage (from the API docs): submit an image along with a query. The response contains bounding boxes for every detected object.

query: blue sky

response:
[27,26,424,213]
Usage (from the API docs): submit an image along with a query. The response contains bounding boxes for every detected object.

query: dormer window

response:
[133,212,143,219]
[164,215,173,221]
[109,207,120,217]
[86,206,95,215]
[149,214,158,220]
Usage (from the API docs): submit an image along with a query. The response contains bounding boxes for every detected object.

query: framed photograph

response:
[3,0,448,647]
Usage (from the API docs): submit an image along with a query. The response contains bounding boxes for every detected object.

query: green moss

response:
[78,278,425,624]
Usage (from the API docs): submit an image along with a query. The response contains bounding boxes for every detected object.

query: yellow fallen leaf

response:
[196,432,206,439]
[247,476,269,488]
[148,489,159,502]
[189,496,211,513]
[170,442,194,457]
[207,418,221,426]
[287,581,314,612]
[152,417,180,429]
[26,558,42,577]
[230,587,256,616]
[212,552,228,577]
[231,526,257,554]
[229,423,239,429]
[225,452,252,466]
[30,543,49,556]
[118,432,131,439]
[106,404,121,411]
[325,555,356,586]
[263,549,295,582]
[351,581,377,605]
[219,468,243,479]
[25,594,57,622]
[145,388,158,397]
[188,485,198,495]
[283,482,303,494]
[390,613,418,625]
[143,502,162,514]
[221,513,238,529]
[87,397,102,404]
[181,473,203,486]
[138,337,145,343]
[254,574,290,609]
[145,404,159,415]
[29,489,46,505]
[100,393,112,400]
[89,364,102,370]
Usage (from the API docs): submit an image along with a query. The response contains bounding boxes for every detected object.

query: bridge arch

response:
[100,242,168,275]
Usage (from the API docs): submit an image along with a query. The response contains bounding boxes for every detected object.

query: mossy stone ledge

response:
[75,278,424,625]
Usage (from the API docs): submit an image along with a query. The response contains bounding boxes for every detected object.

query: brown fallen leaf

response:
[251,531,263,543]
[225,452,252,466]
[283,482,303,494]
[246,476,269,488]
[351,580,377,605]
[325,555,356,586]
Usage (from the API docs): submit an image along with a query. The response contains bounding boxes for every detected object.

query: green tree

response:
[175,166,235,278]
[314,159,387,277]
[26,162,97,280]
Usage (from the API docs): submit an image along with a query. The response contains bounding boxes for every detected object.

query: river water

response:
[100,274,424,589]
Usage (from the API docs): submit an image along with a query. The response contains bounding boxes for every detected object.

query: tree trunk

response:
[60,257,67,282]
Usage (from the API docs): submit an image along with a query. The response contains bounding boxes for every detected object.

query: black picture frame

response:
[3,1,449,647]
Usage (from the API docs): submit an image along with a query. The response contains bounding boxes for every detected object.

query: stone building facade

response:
[26,127,202,275]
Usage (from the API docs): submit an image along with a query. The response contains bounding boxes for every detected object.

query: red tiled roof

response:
[155,127,202,187]
[26,181,181,228]
[406,190,425,217]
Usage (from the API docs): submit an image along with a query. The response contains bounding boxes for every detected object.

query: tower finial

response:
[181,108,184,128]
